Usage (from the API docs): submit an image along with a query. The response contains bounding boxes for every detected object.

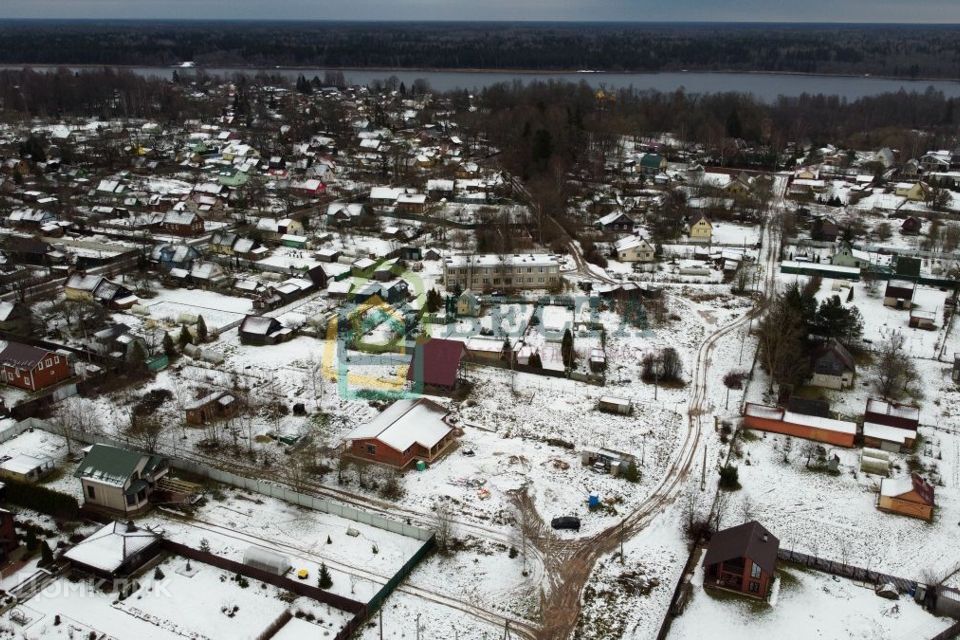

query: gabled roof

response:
[703,521,779,574]
[74,444,165,487]
[346,398,452,452]
[406,338,465,388]
[0,341,55,368]
[811,339,855,376]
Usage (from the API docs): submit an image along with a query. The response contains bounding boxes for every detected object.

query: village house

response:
[155,210,204,237]
[687,214,713,243]
[909,308,938,330]
[343,398,456,469]
[456,290,481,317]
[64,520,161,579]
[64,273,138,309]
[883,279,916,309]
[808,339,856,390]
[614,236,656,263]
[238,315,290,346]
[862,398,920,451]
[0,454,55,483]
[703,521,779,599]
[830,243,872,269]
[407,338,466,393]
[894,182,929,202]
[463,336,506,363]
[443,253,561,291]
[743,403,856,447]
[877,473,935,521]
[595,211,635,234]
[185,390,239,425]
[0,301,32,335]
[74,444,169,516]
[0,342,71,392]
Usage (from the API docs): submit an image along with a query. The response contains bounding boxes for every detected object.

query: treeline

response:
[1,22,960,78]
[0,67,208,121]
[469,81,960,179]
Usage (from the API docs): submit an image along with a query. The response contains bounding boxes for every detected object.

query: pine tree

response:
[40,540,53,565]
[195,315,208,343]
[24,528,37,551]
[622,460,640,483]
[162,332,176,358]
[561,329,575,369]
[178,323,192,347]
[127,340,148,374]
[318,563,333,589]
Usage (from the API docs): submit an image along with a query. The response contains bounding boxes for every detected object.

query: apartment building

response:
[443,254,561,291]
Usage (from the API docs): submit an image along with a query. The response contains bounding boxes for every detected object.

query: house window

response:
[748,581,760,593]
[38,361,44,371]
[126,493,136,506]
[751,562,762,579]
[87,485,96,499]
[366,444,377,455]
[45,359,51,368]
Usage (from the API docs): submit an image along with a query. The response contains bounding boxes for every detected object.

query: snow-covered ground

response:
[668,550,952,640]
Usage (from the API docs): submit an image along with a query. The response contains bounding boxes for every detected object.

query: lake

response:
[5,65,960,101]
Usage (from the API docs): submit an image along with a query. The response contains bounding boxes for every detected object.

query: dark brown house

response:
[703,521,779,599]
[185,390,239,425]
[407,338,466,393]
[811,216,839,242]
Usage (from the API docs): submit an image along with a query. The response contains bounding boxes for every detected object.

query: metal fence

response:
[18,418,434,543]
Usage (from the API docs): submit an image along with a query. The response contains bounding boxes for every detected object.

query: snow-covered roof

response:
[444,253,560,269]
[346,398,451,452]
[64,521,159,573]
[863,422,915,445]
[880,476,916,498]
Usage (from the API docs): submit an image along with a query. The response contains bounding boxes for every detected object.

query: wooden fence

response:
[928,620,960,640]
[778,548,918,593]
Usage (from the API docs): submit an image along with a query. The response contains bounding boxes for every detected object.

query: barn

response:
[743,403,856,447]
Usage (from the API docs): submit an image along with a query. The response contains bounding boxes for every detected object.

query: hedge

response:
[3,477,80,520]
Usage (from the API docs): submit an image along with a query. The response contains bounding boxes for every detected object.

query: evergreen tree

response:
[178,323,192,347]
[127,340,148,374]
[561,329,575,369]
[195,315,208,343]
[162,332,176,358]
[24,528,37,551]
[318,562,333,589]
[40,540,53,565]
[622,459,640,483]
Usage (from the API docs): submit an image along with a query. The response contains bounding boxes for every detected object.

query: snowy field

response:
[668,550,952,640]
[0,557,314,640]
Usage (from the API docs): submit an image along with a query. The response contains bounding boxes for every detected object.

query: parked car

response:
[551,516,581,532]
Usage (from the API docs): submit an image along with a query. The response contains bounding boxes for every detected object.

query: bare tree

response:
[876,330,918,399]
[433,499,455,555]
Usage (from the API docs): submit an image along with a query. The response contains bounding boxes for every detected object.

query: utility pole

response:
[619,518,625,564]
[416,613,421,640]
[701,445,707,491]
[380,609,383,640]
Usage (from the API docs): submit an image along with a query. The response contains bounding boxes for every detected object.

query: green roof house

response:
[74,444,169,516]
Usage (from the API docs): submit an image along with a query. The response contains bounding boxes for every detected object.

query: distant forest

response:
[2,21,960,78]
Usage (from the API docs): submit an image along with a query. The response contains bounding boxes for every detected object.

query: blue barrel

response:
[588,494,600,508]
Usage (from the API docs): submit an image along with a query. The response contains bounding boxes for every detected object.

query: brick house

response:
[0,342,71,392]
[703,521,779,599]
[344,398,456,469]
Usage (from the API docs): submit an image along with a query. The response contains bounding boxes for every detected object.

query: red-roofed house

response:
[407,338,466,392]
[0,342,71,392]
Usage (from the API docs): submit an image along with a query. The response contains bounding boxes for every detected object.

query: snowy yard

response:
[668,550,952,640]
[138,287,253,331]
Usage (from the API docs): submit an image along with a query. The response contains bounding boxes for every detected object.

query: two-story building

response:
[0,342,71,392]
[74,444,169,516]
[442,254,561,291]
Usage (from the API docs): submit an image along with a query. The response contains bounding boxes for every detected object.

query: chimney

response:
[125,520,137,533]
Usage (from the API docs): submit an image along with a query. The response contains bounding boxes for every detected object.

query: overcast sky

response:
[1,0,958,22]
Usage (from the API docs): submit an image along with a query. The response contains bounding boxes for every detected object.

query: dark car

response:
[551,516,581,532]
